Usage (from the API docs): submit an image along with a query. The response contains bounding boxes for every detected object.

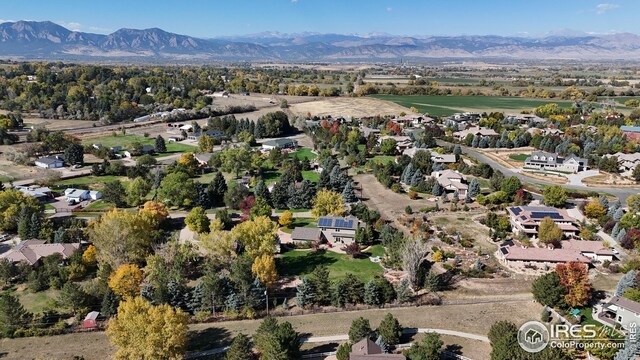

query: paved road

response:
[438,141,640,202]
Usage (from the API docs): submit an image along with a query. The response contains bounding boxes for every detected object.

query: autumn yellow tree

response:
[230,216,278,259]
[141,201,169,224]
[198,134,215,153]
[278,210,293,228]
[200,230,236,264]
[556,262,592,307]
[82,244,97,266]
[176,152,200,176]
[584,200,606,219]
[251,254,278,286]
[538,217,564,247]
[108,264,144,298]
[311,189,346,219]
[106,297,189,360]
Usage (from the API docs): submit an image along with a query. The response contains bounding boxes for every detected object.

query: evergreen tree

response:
[225,292,242,311]
[310,265,331,306]
[155,135,167,153]
[402,163,415,184]
[17,207,31,240]
[468,178,481,197]
[247,278,266,310]
[0,293,33,337]
[613,208,625,222]
[318,168,330,190]
[348,317,372,343]
[254,119,265,139]
[226,334,254,360]
[296,278,315,308]
[342,181,358,203]
[364,280,382,306]
[617,228,627,243]
[452,190,459,203]
[101,288,120,318]
[410,169,422,187]
[189,282,205,313]
[615,270,638,296]
[64,143,84,165]
[395,278,411,303]
[254,179,270,204]
[471,135,479,148]
[431,181,443,196]
[377,313,402,345]
[208,172,228,207]
[599,196,610,211]
[375,335,389,353]
[612,223,621,238]
[464,193,473,203]
[270,181,290,210]
[167,280,190,311]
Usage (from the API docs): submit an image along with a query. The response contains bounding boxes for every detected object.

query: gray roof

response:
[36,156,63,165]
[262,138,297,147]
[317,216,359,230]
[607,295,640,315]
[291,227,322,241]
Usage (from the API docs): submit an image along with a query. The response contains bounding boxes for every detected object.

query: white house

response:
[599,296,640,331]
[89,191,103,201]
[35,156,64,169]
[64,188,90,203]
[524,151,588,173]
[261,138,298,151]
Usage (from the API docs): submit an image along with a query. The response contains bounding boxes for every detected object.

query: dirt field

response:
[583,173,637,187]
[0,300,538,360]
[289,97,415,118]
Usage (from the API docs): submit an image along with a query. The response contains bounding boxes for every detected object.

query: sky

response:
[0,0,637,38]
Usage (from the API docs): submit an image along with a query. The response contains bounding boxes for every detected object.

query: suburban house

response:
[506,206,580,238]
[65,188,102,203]
[527,127,564,136]
[124,145,155,158]
[316,215,361,245]
[505,113,546,125]
[360,126,381,138]
[431,153,457,165]
[290,227,325,243]
[599,296,640,331]
[621,125,640,142]
[604,152,640,177]
[561,239,615,262]
[497,241,592,269]
[349,338,405,360]
[14,186,52,201]
[195,153,214,166]
[34,155,64,169]
[452,126,499,141]
[524,151,588,173]
[261,138,298,151]
[392,115,433,127]
[401,127,425,139]
[444,112,481,129]
[430,169,468,197]
[187,129,226,141]
[0,240,81,266]
[377,135,413,151]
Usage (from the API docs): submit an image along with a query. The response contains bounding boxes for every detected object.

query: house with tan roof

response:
[506,206,580,238]
[430,169,468,197]
[0,240,81,266]
[350,338,405,360]
[452,126,498,140]
[377,135,413,151]
[604,152,640,177]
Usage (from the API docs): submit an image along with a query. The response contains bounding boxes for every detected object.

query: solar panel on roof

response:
[531,212,563,220]
[345,220,354,228]
[511,207,522,215]
[318,218,331,227]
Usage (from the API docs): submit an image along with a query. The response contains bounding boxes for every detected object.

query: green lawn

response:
[260,169,319,185]
[509,154,528,161]
[280,217,316,234]
[369,155,396,165]
[14,288,60,314]
[371,95,573,117]
[275,208,310,213]
[82,134,195,154]
[277,249,384,281]
[302,170,320,182]
[289,147,317,160]
[83,200,114,211]
[55,175,129,189]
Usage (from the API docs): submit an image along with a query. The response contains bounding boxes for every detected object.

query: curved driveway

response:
[439,141,640,202]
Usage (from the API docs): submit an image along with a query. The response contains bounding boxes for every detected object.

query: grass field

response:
[81,134,195,154]
[55,175,129,189]
[371,95,572,117]
[276,246,384,281]
[369,155,397,165]
[83,200,114,211]
[280,217,316,234]
[509,154,528,161]
[261,169,320,184]
[289,147,317,160]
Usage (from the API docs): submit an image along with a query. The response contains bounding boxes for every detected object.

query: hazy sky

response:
[0,0,635,37]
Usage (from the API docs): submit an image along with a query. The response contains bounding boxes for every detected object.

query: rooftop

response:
[606,296,640,315]
[317,216,359,230]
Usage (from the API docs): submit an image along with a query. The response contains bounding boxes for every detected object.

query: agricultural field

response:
[289,97,414,118]
[276,245,384,281]
[371,95,573,117]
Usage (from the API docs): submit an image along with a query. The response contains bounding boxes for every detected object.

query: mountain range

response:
[2,20,640,62]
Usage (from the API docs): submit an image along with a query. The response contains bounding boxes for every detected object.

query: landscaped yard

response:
[83,200,114,211]
[369,155,396,165]
[261,169,319,184]
[509,154,528,161]
[280,217,316,234]
[55,175,129,189]
[277,248,384,281]
[82,134,195,154]
[289,147,317,160]
[12,288,60,314]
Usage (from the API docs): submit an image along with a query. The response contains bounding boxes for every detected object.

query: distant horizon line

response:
[0,19,636,40]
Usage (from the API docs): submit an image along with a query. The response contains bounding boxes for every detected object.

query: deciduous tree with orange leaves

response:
[556,262,592,307]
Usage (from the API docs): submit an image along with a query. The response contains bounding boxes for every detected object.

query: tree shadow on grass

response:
[187,327,233,352]
[301,342,340,355]
[445,344,463,355]
[277,251,338,278]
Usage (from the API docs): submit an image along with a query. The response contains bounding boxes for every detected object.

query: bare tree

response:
[401,236,429,287]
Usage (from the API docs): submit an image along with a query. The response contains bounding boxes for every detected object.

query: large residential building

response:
[524,151,588,173]
[34,155,64,169]
[599,296,640,331]
[506,206,579,238]
[604,152,640,177]
[430,169,468,197]
[261,138,298,151]
[377,135,413,151]
[452,126,499,140]
[316,215,361,245]
[505,113,546,125]
[497,239,614,270]
[621,125,640,142]
[431,153,457,165]
[14,186,52,201]
[0,240,81,266]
